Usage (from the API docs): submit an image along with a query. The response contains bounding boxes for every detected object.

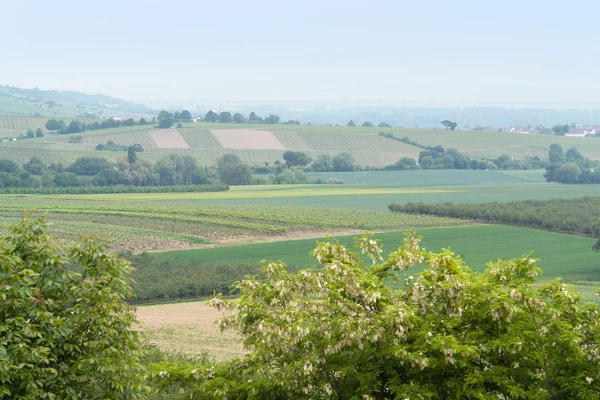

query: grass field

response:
[157,224,600,282]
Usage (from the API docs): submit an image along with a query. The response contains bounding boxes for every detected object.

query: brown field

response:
[135,301,243,362]
[151,128,190,148]
[211,129,287,150]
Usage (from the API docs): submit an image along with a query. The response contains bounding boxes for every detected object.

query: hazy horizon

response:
[3,0,600,109]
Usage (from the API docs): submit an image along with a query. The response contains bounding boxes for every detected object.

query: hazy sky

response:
[2,0,600,107]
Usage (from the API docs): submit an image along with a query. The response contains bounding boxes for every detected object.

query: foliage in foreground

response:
[0,213,146,399]
[151,232,600,399]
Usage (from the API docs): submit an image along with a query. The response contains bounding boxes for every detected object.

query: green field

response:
[157,224,600,282]
[3,116,600,166]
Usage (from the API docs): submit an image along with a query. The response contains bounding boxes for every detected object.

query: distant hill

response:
[2,118,600,167]
[0,85,154,119]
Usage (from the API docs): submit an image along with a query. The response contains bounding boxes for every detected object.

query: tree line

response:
[0,154,222,191]
[380,132,547,170]
[544,143,600,183]
[389,196,600,251]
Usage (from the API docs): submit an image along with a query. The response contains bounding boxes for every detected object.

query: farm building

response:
[192,116,203,122]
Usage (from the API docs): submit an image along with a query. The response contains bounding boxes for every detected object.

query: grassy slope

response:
[157,224,600,282]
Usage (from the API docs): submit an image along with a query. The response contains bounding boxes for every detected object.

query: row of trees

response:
[45,117,149,134]
[203,111,283,124]
[0,154,221,190]
[545,143,600,183]
[389,196,600,243]
[380,132,547,170]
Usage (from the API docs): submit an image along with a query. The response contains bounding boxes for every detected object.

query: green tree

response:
[205,111,219,123]
[219,112,232,123]
[217,154,252,185]
[311,154,333,172]
[264,114,280,124]
[180,110,192,121]
[157,110,173,120]
[35,128,44,137]
[565,147,584,162]
[378,122,392,127]
[25,129,35,138]
[149,232,600,399]
[361,121,374,127]
[128,146,138,165]
[23,157,47,176]
[420,155,435,169]
[248,112,263,123]
[66,157,112,176]
[158,118,174,129]
[283,151,311,167]
[552,125,570,135]
[45,119,65,132]
[332,152,355,171]
[554,162,582,183]
[232,113,245,123]
[0,213,145,398]
[548,143,564,164]
[441,120,458,130]
[138,117,147,125]
[347,120,356,127]
[67,120,86,134]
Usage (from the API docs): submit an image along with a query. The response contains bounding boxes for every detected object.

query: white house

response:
[192,116,203,122]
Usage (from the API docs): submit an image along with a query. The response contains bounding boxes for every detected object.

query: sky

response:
[2,0,600,108]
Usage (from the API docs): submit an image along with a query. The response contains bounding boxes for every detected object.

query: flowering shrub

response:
[152,232,600,399]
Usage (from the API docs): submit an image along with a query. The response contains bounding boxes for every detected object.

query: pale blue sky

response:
[2,0,600,107]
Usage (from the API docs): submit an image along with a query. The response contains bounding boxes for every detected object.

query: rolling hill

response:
[2,117,600,166]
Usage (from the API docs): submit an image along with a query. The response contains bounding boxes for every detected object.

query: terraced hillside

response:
[3,118,600,165]
[0,121,424,166]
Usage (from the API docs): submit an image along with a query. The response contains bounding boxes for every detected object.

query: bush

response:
[0,213,145,398]
[156,233,600,399]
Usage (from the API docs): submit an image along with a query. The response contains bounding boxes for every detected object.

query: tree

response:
[180,110,192,121]
[441,120,457,130]
[128,146,137,165]
[347,120,356,127]
[552,125,570,135]
[312,154,333,172]
[138,117,147,125]
[35,128,44,137]
[23,157,47,175]
[420,155,435,169]
[219,112,232,123]
[45,119,65,132]
[148,232,600,399]
[67,120,86,134]
[217,154,252,185]
[386,157,418,170]
[378,122,392,128]
[264,114,280,124]
[157,110,173,120]
[332,152,355,172]
[25,129,35,138]
[205,111,219,123]
[554,162,582,183]
[158,117,174,129]
[66,157,112,176]
[361,121,374,127]
[0,213,145,398]
[548,143,564,164]
[565,147,584,162]
[248,112,263,123]
[232,113,245,123]
[283,151,311,167]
